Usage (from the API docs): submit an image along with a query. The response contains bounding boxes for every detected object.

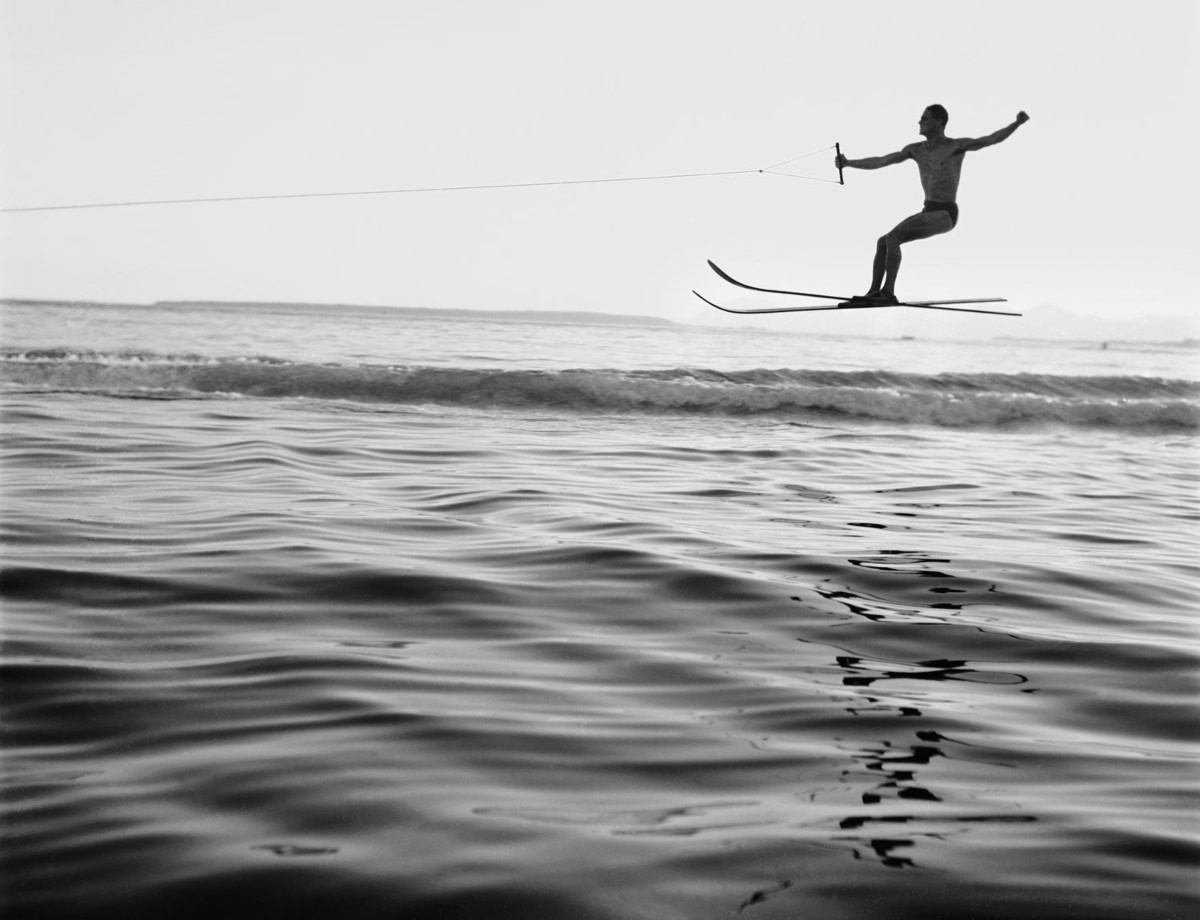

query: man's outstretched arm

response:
[959,111,1030,152]
[836,148,912,170]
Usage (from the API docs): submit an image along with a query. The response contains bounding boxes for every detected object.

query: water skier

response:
[835,105,1029,305]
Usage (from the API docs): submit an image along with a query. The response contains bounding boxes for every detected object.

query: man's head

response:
[920,105,949,136]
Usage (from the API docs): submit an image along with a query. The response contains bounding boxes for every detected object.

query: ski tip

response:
[693,289,746,313]
[706,260,735,283]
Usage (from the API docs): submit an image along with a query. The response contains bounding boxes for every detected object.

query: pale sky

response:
[1,0,1196,332]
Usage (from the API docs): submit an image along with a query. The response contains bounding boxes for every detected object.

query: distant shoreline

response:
[3,299,1196,347]
[0,298,680,329]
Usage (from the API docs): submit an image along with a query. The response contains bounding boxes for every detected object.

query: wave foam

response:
[3,350,1196,430]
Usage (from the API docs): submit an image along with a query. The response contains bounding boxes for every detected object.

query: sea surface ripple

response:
[3,388,1197,919]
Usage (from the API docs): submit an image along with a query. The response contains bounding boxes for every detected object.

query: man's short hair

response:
[926,104,949,126]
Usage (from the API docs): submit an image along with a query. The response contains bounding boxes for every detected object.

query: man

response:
[835,105,1029,304]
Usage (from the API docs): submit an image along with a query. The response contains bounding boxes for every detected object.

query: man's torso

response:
[906,139,966,202]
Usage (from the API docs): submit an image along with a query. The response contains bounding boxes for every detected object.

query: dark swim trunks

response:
[923,199,959,227]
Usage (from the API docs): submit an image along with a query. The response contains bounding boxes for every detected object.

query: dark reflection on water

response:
[784,545,1048,875]
[820,644,1034,870]
[836,656,1028,688]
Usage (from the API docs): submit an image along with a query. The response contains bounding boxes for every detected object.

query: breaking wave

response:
[3,349,1197,430]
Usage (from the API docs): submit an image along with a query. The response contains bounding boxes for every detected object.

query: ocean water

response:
[2,300,1197,919]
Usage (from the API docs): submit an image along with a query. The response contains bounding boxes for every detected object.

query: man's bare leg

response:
[867,238,888,298]
[858,210,954,303]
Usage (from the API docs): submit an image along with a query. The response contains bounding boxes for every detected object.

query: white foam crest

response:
[2,354,1196,430]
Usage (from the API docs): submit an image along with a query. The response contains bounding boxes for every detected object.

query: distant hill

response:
[882,301,1197,344]
[1016,303,1197,343]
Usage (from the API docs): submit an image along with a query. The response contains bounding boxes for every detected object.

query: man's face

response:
[919,109,935,136]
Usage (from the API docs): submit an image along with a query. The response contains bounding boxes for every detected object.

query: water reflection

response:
[829,721,1034,868]
[851,836,916,869]
[795,550,1036,869]
[837,656,1028,689]
[801,549,997,624]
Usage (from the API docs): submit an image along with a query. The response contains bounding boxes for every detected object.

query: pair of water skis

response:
[695,260,1020,316]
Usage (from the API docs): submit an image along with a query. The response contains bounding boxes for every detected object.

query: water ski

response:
[699,260,1020,316]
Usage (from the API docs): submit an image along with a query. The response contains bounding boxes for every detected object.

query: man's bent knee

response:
[893,213,953,243]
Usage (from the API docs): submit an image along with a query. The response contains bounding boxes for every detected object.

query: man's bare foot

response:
[849,291,899,305]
